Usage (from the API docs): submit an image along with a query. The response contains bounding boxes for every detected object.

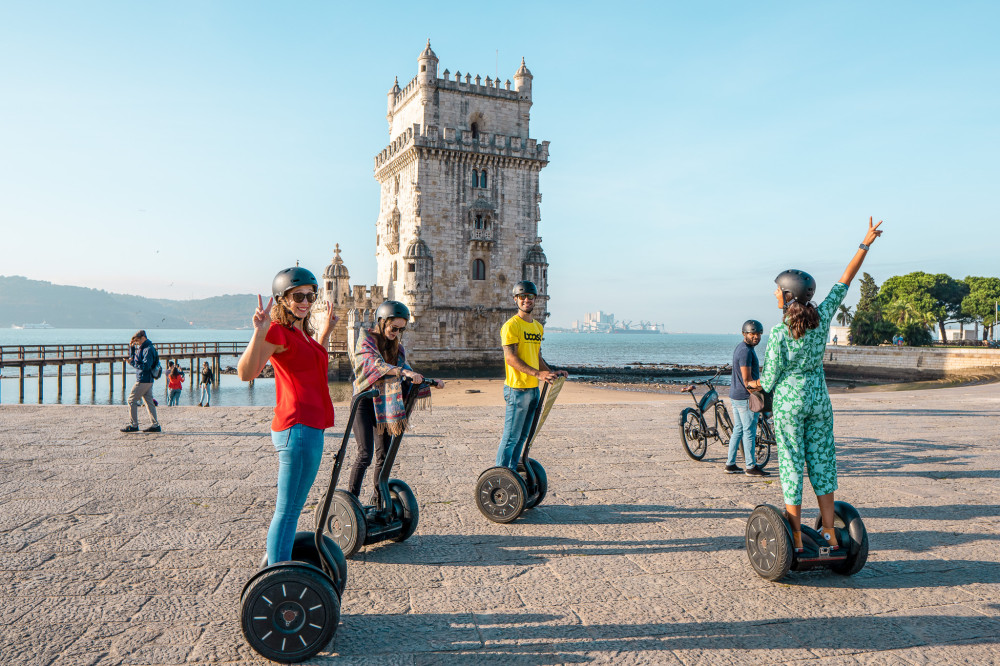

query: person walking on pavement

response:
[725,320,769,477]
[750,217,884,553]
[121,330,161,432]
[495,281,568,470]
[237,266,339,566]
[198,362,213,406]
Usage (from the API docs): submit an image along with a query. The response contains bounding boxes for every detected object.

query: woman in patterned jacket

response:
[749,217,883,552]
[346,300,444,503]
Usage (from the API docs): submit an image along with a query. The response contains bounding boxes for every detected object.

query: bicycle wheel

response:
[679,409,708,461]
[715,403,733,444]
[755,417,774,468]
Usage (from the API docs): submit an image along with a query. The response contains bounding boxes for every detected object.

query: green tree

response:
[836,304,853,325]
[856,273,879,313]
[878,272,968,342]
[849,310,898,346]
[901,322,933,346]
[962,276,1000,340]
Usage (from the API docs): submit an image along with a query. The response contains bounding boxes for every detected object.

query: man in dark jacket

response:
[121,330,161,432]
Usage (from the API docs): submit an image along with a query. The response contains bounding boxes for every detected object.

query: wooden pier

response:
[0,342,246,404]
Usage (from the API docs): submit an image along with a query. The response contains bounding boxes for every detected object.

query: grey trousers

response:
[128,382,159,427]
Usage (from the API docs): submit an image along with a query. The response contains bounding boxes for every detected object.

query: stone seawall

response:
[824,345,1000,380]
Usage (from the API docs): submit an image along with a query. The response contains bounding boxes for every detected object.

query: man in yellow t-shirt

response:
[495,281,568,469]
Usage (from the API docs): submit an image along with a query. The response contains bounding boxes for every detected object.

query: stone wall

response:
[823,345,1000,380]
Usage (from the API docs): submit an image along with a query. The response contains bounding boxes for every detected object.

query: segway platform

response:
[239,387,377,663]
[745,501,869,581]
[323,379,434,558]
[476,377,564,523]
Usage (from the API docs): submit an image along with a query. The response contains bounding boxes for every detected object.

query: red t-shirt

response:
[167,373,184,390]
[265,322,335,432]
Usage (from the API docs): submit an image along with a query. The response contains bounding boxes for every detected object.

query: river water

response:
[0,328,750,405]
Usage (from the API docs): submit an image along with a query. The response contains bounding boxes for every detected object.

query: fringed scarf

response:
[351,329,430,436]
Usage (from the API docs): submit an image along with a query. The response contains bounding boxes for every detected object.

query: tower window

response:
[421,65,426,72]
[480,171,487,188]
[472,259,486,281]
[408,263,416,273]
[472,169,478,187]
[471,122,479,140]
[475,215,483,229]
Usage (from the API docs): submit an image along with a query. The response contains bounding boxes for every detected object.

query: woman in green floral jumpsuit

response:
[749,218,883,552]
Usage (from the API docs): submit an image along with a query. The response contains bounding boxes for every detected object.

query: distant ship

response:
[610,328,662,334]
[11,322,54,329]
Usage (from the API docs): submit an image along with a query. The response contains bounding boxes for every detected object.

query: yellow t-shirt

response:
[501,315,544,389]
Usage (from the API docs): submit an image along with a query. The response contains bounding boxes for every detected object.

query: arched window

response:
[471,122,479,140]
[471,169,478,188]
[480,170,487,188]
[475,215,484,229]
[472,259,486,281]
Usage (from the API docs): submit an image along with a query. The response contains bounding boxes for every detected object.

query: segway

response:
[475,376,565,523]
[239,387,378,663]
[745,501,869,581]
[322,378,436,558]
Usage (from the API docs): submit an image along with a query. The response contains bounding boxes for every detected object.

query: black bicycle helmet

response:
[375,300,410,323]
[775,269,816,306]
[272,267,318,300]
[512,280,538,297]
[742,320,763,334]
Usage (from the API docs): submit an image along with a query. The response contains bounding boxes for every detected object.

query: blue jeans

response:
[267,424,325,565]
[200,385,210,405]
[728,398,758,468]
[168,388,181,406]
[496,386,540,469]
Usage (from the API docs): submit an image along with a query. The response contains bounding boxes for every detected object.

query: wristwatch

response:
[859,243,870,251]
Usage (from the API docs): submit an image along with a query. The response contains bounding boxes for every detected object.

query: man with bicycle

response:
[726,320,769,476]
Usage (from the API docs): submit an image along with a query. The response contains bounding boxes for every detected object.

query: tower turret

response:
[402,229,433,313]
[386,76,400,123]
[514,57,533,101]
[322,244,351,306]
[417,40,438,86]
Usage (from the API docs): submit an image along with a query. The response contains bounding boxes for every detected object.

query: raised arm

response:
[238,295,281,380]
[838,217,884,286]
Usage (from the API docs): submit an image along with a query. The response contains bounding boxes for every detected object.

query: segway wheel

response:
[326,490,367,559]
[814,502,869,576]
[241,564,340,663]
[387,479,419,542]
[679,409,708,461]
[475,466,527,523]
[746,505,793,581]
[523,458,548,510]
[256,532,349,597]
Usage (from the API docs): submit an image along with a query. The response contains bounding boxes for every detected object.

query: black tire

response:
[715,403,733,444]
[814,503,869,576]
[679,409,708,461]
[241,564,340,663]
[755,417,774,468]
[387,479,419,542]
[259,532,349,595]
[326,491,367,559]
[475,466,527,523]
[746,505,793,581]
[524,458,548,510]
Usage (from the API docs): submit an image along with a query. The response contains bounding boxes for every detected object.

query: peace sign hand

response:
[253,295,273,331]
[864,216,884,246]
[316,300,339,340]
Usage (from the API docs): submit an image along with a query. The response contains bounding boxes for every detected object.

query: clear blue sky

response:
[2,2,997,332]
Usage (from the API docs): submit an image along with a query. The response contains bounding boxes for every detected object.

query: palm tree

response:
[836,305,853,326]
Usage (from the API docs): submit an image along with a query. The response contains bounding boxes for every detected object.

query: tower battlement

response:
[374,123,549,173]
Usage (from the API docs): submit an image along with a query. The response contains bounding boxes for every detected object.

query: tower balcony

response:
[469,228,494,247]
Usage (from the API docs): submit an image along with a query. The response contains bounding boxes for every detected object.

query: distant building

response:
[324,42,551,370]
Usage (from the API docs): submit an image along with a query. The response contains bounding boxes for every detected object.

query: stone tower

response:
[370,41,551,368]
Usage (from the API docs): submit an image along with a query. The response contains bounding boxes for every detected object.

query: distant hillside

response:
[0,276,256,328]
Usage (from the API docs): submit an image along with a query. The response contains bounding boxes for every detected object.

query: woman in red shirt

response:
[237,267,338,565]
[166,366,184,406]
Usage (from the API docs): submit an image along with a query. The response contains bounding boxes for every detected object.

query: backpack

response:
[150,346,163,380]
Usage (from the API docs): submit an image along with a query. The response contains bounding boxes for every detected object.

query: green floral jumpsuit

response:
[760,282,848,505]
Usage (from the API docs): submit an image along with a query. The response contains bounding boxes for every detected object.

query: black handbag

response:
[748,389,772,413]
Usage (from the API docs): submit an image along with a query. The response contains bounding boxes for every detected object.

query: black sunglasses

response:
[287,292,317,303]
[388,323,406,333]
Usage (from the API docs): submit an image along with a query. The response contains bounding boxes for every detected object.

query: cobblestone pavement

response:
[2,383,999,665]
